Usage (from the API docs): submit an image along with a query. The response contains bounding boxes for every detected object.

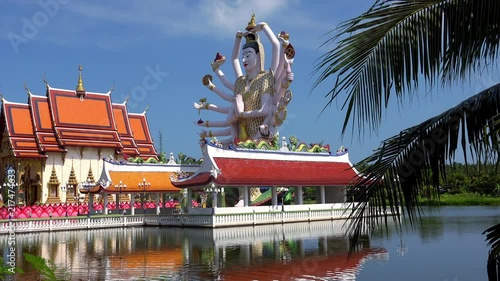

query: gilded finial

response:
[107,82,115,95]
[246,12,256,31]
[24,82,32,96]
[76,65,86,100]
[42,73,49,89]
[124,96,129,104]
[143,105,149,114]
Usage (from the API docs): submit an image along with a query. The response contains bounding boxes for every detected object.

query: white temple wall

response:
[42,147,117,203]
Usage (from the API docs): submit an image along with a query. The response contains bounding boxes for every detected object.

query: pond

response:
[2,206,499,281]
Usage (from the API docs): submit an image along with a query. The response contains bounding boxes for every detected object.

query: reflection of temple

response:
[0,67,158,206]
[186,221,388,280]
[0,220,388,280]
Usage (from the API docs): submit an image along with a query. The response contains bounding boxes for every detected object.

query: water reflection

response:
[2,220,388,281]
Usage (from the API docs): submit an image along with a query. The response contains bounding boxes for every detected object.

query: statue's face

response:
[242,47,258,73]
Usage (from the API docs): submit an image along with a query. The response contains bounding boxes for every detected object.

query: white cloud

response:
[1,0,339,51]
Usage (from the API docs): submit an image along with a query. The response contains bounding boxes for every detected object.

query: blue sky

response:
[1,0,498,163]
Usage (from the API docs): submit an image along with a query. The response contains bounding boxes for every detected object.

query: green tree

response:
[313,1,500,279]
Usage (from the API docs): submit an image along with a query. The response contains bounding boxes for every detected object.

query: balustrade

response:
[0,204,381,234]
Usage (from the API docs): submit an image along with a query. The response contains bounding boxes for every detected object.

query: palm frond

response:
[484,223,500,280]
[313,0,500,135]
[346,83,500,241]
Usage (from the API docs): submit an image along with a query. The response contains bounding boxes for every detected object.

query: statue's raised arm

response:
[231,31,245,79]
[248,21,280,75]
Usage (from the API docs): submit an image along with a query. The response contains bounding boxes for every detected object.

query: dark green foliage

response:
[313,1,500,277]
[302,187,316,201]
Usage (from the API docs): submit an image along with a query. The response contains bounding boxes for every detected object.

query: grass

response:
[418,193,500,206]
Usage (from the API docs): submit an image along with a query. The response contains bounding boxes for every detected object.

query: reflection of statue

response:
[195,13,294,145]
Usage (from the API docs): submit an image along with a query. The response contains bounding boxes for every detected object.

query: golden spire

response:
[86,166,95,183]
[76,65,86,100]
[67,164,79,186]
[48,165,60,186]
[246,12,256,31]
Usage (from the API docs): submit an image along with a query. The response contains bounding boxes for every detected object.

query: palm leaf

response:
[345,83,500,243]
[484,223,500,280]
[313,0,500,135]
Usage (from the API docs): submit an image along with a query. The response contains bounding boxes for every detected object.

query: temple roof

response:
[1,100,46,158]
[47,86,122,149]
[0,73,158,159]
[172,144,364,188]
[128,112,157,159]
[28,94,66,153]
[112,102,139,155]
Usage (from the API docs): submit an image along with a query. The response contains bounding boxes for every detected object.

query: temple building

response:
[0,67,159,206]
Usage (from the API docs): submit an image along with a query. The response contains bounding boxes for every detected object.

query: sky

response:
[1,0,498,164]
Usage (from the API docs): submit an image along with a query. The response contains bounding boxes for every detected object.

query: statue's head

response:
[242,32,265,73]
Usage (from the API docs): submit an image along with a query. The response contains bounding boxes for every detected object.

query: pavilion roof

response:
[172,143,364,188]
[81,159,200,193]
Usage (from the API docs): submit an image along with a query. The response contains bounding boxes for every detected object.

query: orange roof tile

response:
[83,160,200,193]
[106,171,179,192]
[128,113,157,160]
[47,87,122,149]
[2,101,46,158]
[1,82,160,160]
[112,103,139,156]
[29,94,66,152]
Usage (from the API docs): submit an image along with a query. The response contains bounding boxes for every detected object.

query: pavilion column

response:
[296,186,303,205]
[116,193,120,215]
[187,189,193,212]
[243,186,249,207]
[88,194,94,216]
[212,189,218,210]
[103,194,108,215]
[271,186,277,206]
[155,193,160,214]
[130,193,135,215]
[320,186,325,204]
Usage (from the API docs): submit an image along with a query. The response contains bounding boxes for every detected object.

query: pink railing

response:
[0,200,188,219]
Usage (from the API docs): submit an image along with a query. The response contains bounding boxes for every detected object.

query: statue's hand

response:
[211,53,226,72]
[250,22,267,33]
[205,79,215,91]
[277,36,289,47]
[202,74,215,91]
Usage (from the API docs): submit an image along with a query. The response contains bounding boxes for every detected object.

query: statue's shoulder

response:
[235,75,246,84]
[261,70,274,95]
[263,70,274,81]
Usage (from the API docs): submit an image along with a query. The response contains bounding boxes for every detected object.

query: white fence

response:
[149,204,354,227]
[0,204,361,234]
[0,216,144,233]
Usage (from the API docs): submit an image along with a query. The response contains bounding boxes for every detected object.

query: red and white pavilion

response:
[171,140,364,212]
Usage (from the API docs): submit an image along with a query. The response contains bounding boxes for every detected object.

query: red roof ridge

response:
[47,85,112,97]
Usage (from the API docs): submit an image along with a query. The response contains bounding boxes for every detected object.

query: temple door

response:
[26,183,40,206]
